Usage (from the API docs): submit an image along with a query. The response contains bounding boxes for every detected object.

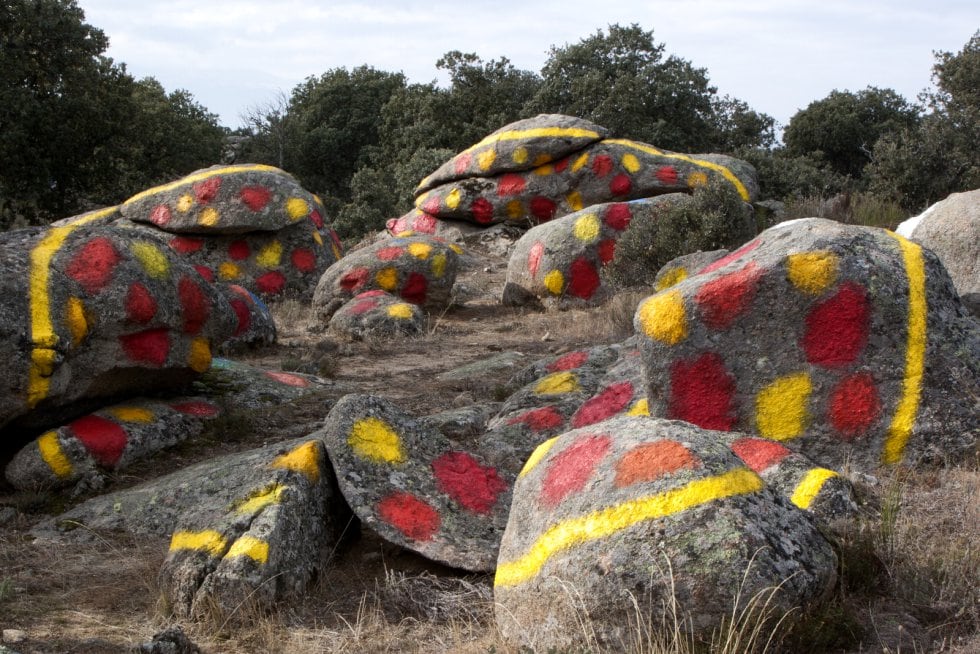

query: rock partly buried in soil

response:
[634,218,979,472]
[0,221,237,433]
[312,234,462,322]
[137,625,201,654]
[328,291,425,340]
[317,394,511,572]
[494,416,837,650]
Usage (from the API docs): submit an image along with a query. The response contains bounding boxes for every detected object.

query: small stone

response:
[1,630,26,644]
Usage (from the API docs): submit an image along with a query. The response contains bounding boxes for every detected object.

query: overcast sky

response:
[75,0,978,132]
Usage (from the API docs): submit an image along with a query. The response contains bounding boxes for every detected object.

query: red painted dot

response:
[170,400,220,418]
[119,329,170,366]
[422,196,441,215]
[507,406,566,433]
[68,415,127,467]
[401,272,428,304]
[614,440,700,488]
[291,247,317,273]
[604,204,632,230]
[178,276,210,335]
[694,262,763,330]
[265,371,310,387]
[309,210,324,229]
[431,451,507,514]
[339,267,370,292]
[598,239,617,265]
[592,155,614,178]
[527,241,545,278]
[668,352,737,431]
[227,240,250,261]
[414,213,437,233]
[230,298,251,336]
[471,197,495,224]
[387,216,406,234]
[730,438,791,473]
[699,239,761,275]
[498,174,527,197]
[828,372,882,439]
[454,152,473,174]
[240,186,271,211]
[256,271,287,295]
[377,492,440,541]
[150,205,172,227]
[609,173,632,195]
[529,196,557,222]
[568,257,600,299]
[193,265,214,282]
[125,282,157,324]
[349,298,379,315]
[357,290,387,299]
[193,177,221,204]
[169,236,203,254]
[67,237,121,294]
[540,433,612,506]
[554,157,570,173]
[376,246,404,261]
[802,282,870,368]
[571,381,634,428]
[656,166,679,185]
[548,350,589,372]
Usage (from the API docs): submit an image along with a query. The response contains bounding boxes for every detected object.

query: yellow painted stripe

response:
[27,208,116,407]
[169,530,228,557]
[519,437,559,478]
[882,234,927,465]
[790,468,838,510]
[122,164,283,206]
[604,138,751,202]
[38,431,73,479]
[225,535,269,564]
[235,483,287,515]
[494,468,763,588]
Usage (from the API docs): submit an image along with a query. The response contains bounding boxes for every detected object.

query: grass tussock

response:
[782,192,910,230]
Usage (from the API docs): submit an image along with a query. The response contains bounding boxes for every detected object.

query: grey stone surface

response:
[328,291,425,340]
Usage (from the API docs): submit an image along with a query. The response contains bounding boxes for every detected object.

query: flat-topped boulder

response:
[328,290,425,340]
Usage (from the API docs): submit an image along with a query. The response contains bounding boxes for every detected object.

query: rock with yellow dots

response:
[328,290,425,340]
[634,218,979,473]
[493,415,837,650]
[651,249,730,292]
[312,233,461,322]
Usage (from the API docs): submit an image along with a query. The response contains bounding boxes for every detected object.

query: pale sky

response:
[75,0,978,132]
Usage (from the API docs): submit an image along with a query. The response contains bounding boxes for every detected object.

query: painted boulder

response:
[328,290,425,340]
[216,284,277,352]
[312,234,461,321]
[494,416,837,649]
[633,218,980,472]
[652,249,731,293]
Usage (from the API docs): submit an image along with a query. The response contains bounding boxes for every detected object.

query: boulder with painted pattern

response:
[328,290,425,340]
[633,218,979,473]
[216,284,277,352]
[312,234,462,322]
[494,416,837,650]
[0,221,237,433]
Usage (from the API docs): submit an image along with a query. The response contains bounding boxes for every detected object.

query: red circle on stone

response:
[228,240,250,261]
[170,400,220,418]
[730,437,791,473]
[265,371,310,387]
[431,451,507,514]
[240,186,271,211]
[694,262,763,331]
[568,257,600,299]
[377,492,440,541]
[498,174,527,197]
[614,440,700,488]
[554,157,570,173]
[592,155,614,178]
[150,205,172,227]
[401,272,428,304]
[339,267,370,293]
[529,196,557,222]
[668,352,737,431]
[119,329,170,366]
[169,236,203,254]
[471,197,495,224]
[193,265,214,282]
[256,271,287,295]
[67,237,121,294]
[309,210,324,229]
[571,381,634,428]
[230,298,251,336]
[349,298,379,315]
[604,204,632,230]
[454,152,473,175]
[507,406,566,433]
[291,247,317,272]
[69,415,128,467]
[699,239,761,275]
[802,281,870,368]
[598,239,617,265]
[178,276,210,335]
[125,282,157,324]
[655,166,679,185]
[376,247,404,261]
[415,213,437,233]
[423,196,441,215]
[540,433,612,506]
[609,173,632,196]
[828,372,882,439]
[193,177,221,204]
[548,350,589,372]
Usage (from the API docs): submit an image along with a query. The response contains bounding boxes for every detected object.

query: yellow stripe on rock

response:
[235,483,287,515]
[286,197,310,221]
[348,417,406,464]
[38,431,73,479]
[534,372,580,395]
[790,468,839,510]
[66,297,88,346]
[882,233,927,465]
[169,530,227,556]
[131,242,170,279]
[123,164,281,206]
[226,536,269,564]
[637,291,688,346]
[108,406,155,423]
[571,153,590,172]
[494,468,764,588]
[755,372,812,441]
[256,241,283,268]
[520,437,558,478]
[271,441,322,482]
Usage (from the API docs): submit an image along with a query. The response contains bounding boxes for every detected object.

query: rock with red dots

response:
[494,415,837,650]
[651,248,730,293]
[634,218,979,473]
[215,284,276,352]
[318,394,511,572]
[312,234,462,322]
[328,290,425,340]
[0,222,238,432]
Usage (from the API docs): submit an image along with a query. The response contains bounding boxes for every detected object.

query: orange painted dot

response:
[614,440,700,488]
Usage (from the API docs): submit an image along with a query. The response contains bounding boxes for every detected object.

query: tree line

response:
[2,1,977,237]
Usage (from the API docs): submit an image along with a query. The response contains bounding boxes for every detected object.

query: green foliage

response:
[738,149,846,201]
[605,180,752,288]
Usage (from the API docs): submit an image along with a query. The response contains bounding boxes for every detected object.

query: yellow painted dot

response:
[271,441,321,482]
[132,242,170,279]
[387,303,414,319]
[534,371,580,395]
[408,242,432,260]
[533,153,552,166]
[478,149,496,170]
[571,153,590,172]
[188,337,211,373]
[446,188,462,210]
[687,171,709,189]
[519,436,558,477]
[313,230,324,246]
[348,417,406,464]
[573,213,601,243]
[534,164,554,176]
[637,291,688,346]
[622,153,641,173]
[544,269,564,295]
[169,530,227,556]
[256,241,283,268]
[66,297,88,346]
[431,253,447,278]
[38,431,73,479]
[176,194,194,213]
[376,267,398,291]
[755,372,812,441]
[512,147,529,165]
[108,406,155,423]
[286,197,310,221]
[226,535,269,564]
[218,261,241,280]
[235,483,286,515]
[331,243,342,260]
[199,207,220,227]
[506,200,524,220]
[655,267,688,291]
[449,244,463,255]
[626,398,650,416]
[786,251,839,295]
[566,191,583,212]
